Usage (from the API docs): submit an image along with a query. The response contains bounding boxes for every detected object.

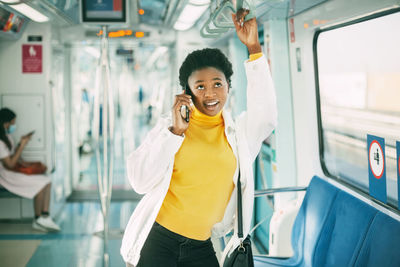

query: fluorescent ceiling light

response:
[173,21,193,31]
[10,3,49,22]
[189,0,211,5]
[174,3,209,31]
[178,4,209,24]
[0,0,21,3]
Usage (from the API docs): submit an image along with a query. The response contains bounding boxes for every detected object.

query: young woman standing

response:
[121,11,277,267]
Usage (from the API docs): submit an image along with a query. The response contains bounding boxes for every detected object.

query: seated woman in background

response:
[0,108,60,232]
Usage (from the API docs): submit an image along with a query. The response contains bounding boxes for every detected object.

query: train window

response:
[314,11,400,206]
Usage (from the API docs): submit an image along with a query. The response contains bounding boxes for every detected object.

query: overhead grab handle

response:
[200,24,227,38]
[213,0,255,28]
[200,0,256,38]
[200,10,229,38]
[211,1,235,28]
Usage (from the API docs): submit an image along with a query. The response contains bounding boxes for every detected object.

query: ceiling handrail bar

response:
[200,4,227,38]
[200,20,225,37]
[212,0,256,28]
[254,186,308,197]
[200,0,256,38]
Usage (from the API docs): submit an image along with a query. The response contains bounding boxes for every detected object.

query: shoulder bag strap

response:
[237,172,243,239]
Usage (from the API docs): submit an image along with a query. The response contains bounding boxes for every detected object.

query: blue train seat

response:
[254,176,400,267]
[354,212,400,267]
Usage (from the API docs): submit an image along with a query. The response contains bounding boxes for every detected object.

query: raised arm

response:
[232,11,278,161]
[1,134,31,170]
[232,10,262,54]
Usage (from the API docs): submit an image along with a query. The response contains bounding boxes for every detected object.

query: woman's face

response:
[3,118,16,130]
[187,67,229,117]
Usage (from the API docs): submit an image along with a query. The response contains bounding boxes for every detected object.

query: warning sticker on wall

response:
[367,134,387,203]
[22,44,42,73]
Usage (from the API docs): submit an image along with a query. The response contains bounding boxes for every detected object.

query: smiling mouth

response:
[204,100,220,110]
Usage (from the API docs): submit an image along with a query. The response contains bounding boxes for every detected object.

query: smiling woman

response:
[181,48,232,117]
[121,10,278,267]
[189,67,228,115]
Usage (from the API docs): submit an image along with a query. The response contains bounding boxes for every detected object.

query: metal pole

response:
[93,25,114,267]
[102,31,110,267]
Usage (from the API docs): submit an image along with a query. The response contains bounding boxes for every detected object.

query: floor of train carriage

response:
[0,202,234,267]
[0,202,137,267]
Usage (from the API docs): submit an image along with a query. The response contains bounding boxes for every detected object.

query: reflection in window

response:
[316,11,400,205]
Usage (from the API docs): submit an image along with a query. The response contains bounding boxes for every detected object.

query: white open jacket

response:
[121,55,277,266]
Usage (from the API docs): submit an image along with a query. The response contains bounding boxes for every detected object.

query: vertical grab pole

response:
[101,25,110,267]
[93,25,114,267]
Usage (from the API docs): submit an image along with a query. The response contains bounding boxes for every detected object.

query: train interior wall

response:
[0,0,400,265]
[0,21,69,219]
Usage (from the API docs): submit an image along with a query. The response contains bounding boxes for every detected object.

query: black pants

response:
[135,222,219,267]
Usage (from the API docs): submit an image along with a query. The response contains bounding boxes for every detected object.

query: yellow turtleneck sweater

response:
[156,53,263,240]
[156,107,237,240]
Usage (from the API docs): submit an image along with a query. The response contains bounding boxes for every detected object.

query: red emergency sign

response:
[22,44,42,73]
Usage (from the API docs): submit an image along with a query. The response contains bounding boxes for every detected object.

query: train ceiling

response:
[19,0,328,26]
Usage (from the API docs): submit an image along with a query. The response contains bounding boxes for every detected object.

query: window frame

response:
[312,7,400,213]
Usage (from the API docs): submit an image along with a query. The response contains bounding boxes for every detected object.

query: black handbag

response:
[223,173,254,267]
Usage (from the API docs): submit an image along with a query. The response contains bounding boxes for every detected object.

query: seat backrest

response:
[291,176,400,267]
[290,176,339,266]
[312,190,377,267]
[354,212,400,267]
[255,176,400,267]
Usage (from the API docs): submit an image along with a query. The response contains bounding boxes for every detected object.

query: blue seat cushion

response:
[255,176,339,267]
[312,191,377,267]
[354,212,400,267]
[254,176,400,267]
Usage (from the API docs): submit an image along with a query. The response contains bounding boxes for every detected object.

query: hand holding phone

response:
[181,105,190,123]
[170,91,192,136]
[20,132,34,146]
[183,86,191,122]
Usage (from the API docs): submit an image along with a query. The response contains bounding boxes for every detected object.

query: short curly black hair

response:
[179,48,233,94]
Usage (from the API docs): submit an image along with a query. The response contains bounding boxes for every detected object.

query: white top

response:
[120,55,278,266]
[0,134,50,199]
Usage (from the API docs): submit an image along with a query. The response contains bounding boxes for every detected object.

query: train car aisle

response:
[0,201,137,267]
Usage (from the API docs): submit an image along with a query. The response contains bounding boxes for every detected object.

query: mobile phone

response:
[27,130,35,136]
[183,86,191,122]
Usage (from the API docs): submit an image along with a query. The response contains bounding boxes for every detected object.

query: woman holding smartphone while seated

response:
[0,108,61,232]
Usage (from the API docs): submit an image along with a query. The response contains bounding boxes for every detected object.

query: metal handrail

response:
[200,0,256,38]
[92,26,114,267]
[200,14,228,38]
[254,186,308,198]
[206,20,230,33]
[211,1,236,28]
[213,0,255,28]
